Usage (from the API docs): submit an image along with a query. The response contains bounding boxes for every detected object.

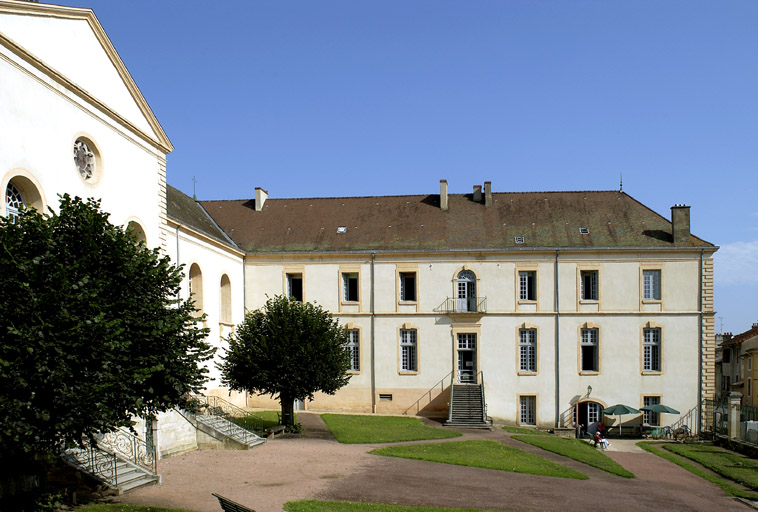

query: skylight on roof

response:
[579,227,590,235]
[337,226,347,234]
[514,236,525,244]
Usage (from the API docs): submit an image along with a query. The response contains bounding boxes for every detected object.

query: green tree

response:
[219,295,352,427]
[0,195,214,464]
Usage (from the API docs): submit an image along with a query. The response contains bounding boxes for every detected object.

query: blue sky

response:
[57,0,757,334]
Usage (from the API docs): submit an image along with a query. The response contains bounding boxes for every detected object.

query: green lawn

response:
[502,425,550,435]
[371,439,587,479]
[229,410,288,432]
[513,435,634,478]
[638,442,758,500]
[321,414,461,444]
[75,505,200,512]
[285,501,502,512]
[663,442,758,490]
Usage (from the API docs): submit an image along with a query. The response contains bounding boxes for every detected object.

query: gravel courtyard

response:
[114,413,750,512]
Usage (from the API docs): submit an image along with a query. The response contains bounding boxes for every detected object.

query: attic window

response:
[579,227,590,235]
[337,226,347,234]
[514,236,525,244]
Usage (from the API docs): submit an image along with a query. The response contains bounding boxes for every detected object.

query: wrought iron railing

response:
[477,371,488,423]
[97,427,157,475]
[434,297,487,314]
[192,394,265,434]
[404,371,453,416]
[61,443,118,487]
[196,415,263,445]
[447,372,455,423]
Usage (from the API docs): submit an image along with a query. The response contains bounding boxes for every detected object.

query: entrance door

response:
[456,270,477,312]
[576,401,603,435]
[457,333,477,383]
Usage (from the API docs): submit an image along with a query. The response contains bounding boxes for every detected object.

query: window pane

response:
[644,396,660,425]
[643,270,661,300]
[519,271,536,301]
[520,396,536,425]
[343,273,359,301]
[580,328,599,372]
[400,272,416,301]
[287,274,303,302]
[519,329,536,372]
[581,271,598,300]
[643,328,661,371]
[346,330,360,371]
[400,329,417,371]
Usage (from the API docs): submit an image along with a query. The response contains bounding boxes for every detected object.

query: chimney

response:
[671,204,691,245]
[255,187,268,211]
[484,181,492,207]
[473,185,482,203]
[440,180,448,211]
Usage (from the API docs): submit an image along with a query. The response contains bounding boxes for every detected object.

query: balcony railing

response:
[435,297,487,314]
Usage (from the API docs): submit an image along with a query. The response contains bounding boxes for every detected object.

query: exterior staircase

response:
[192,394,266,449]
[196,414,266,448]
[445,383,493,429]
[61,429,160,494]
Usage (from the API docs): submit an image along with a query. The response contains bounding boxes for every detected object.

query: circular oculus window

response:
[73,138,97,181]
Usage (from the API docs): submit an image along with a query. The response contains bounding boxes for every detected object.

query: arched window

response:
[127,221,147,244]
[220,274,232,324]
[189,263,204,316]
[456,270,477,312]
[4,175,43,223]
[5,181,25,223]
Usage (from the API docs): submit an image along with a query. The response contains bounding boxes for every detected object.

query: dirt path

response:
[114,414,750,512]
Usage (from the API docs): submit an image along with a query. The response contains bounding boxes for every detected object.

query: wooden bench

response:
[212,493,255,512]
[264,424,286,438]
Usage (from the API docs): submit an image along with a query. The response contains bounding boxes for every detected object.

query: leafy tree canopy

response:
[219,295,351,426]
[0,195,214,460]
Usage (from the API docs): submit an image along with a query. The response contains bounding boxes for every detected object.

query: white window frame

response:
[342,272,359,302]
[400,329,418,373]
[399,271,417,302]
[643,396,660,426]
[580,328,599,373]
[346,329,360,372]
[580,270,598,301]
[643,269,662,301]
[520,395,536,425]
[587,402,602,424]
[286,273,303,302]
[519,329,537,373]
[643,328,661,372]
[519,271,537,301]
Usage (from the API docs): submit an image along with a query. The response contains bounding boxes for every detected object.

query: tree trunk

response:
[280,393,295,427]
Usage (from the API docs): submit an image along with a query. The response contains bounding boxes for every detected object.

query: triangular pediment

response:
[0,1,172,153]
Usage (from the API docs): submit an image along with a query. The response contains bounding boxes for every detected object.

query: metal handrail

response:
[477,371,488,423]
[434,297,487,314]
[447,371,455,423]
[669,404,699,435]
[97,427,157,475]
[404,371,453,416]
[196,415,263,445]
[193,394,265,434]
[61,443,118,488]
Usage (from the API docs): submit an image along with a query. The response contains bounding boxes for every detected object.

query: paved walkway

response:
[114,414,751,512]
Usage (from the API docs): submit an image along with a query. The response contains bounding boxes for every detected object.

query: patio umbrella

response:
[640,404,680,415]
[602,404,641,436]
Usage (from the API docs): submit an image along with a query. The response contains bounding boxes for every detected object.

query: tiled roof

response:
[166,185,235,247]
[199,190,713,254]
[722,325,758,347]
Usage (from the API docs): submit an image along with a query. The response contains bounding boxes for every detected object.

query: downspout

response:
[698,249,704,432]
[175,225,181,289]
[555,250,560,428]
[371,252,377,414]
